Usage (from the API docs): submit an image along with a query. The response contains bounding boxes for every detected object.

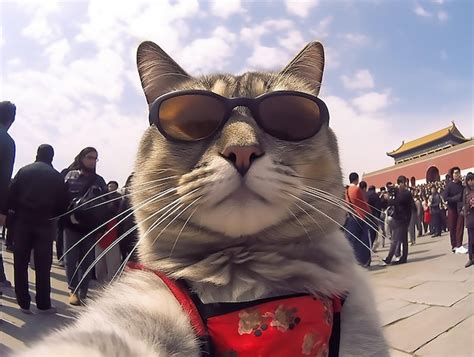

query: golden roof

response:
[387,122,468,157]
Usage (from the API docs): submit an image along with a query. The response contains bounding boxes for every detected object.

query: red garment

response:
[126,263,343,357]
[207,295,336,356]
[345,185,370,220]
[423,207,431,224]
[98,218,118,249]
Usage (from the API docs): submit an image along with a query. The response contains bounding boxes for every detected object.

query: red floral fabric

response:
[207,295,335,357]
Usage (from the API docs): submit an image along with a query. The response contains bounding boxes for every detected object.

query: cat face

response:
[132,42,343,253]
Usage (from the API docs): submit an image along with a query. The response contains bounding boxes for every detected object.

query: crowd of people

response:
[1,99,474,315]
[0,101,138,314]
[344,169,474,269]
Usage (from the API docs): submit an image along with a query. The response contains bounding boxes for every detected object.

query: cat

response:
[15,41,388,357]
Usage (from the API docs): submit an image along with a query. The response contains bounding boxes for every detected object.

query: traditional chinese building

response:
[363,122,474,187]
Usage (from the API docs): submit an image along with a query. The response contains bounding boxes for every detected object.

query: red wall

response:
[363,144,474,187]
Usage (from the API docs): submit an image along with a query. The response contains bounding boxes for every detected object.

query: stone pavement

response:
[0,231,473,356]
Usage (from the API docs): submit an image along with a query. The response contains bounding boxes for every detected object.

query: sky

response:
[1,0,473,185]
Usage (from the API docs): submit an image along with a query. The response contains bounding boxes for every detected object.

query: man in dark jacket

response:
[0,101,16,291]
[366,185,382,248]
[383,175,415,265]
[8,144,68,314]
[444,167,467,254]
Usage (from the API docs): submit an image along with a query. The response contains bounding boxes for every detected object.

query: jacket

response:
[8,161,68,221]
[0,126,15,214]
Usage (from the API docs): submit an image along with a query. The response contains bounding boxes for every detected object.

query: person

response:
[95,180,122,282]
[429,187,442,237]
[366,185,382,249]
[378,186,388,247]
[63,147,107,305]
[463,173,474,268]
[118,174,139,264]
[408,189,417,245]
[383,175,415,265]
[422,197,431,235]
[444,167,467,254]
[415,195,424,237]
[344,172,371,267]
[8,144,68,314]
[359,180,368,200]
[0,101,16,291]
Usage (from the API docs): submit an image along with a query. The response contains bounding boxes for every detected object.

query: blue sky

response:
[1,0,472,184]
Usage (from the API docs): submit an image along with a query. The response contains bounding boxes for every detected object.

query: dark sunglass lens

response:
[159,95,226,141]
[258,95,323,141]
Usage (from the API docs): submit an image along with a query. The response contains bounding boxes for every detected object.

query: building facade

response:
[363,122,474,187]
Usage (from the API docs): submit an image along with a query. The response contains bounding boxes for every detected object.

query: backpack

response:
[68,175,111,231]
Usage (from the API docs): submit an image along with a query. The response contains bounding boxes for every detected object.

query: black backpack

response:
[68,175,111,231]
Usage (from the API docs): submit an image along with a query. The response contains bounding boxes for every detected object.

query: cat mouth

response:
[212,185,269,207]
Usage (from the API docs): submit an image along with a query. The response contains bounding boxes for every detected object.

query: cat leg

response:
[14,270,201,357]
[339,266,389,357]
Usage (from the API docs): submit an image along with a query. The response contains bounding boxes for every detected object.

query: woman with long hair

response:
[63,147,107,305]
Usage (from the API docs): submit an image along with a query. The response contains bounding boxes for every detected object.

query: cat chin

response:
[193,199,288,237]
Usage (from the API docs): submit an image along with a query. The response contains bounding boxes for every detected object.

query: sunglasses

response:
[148,90,329,142]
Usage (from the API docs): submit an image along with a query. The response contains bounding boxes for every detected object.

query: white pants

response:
[95,244,121,282]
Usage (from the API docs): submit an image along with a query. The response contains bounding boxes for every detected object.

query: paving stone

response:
[372,285,409,303]
[410,272,472,283]
[384,295,473,353]
[372,276,425,289]
[400,281,469,307]
[389,348,413,357]
[416,315,474,356]
[380,302,429,327]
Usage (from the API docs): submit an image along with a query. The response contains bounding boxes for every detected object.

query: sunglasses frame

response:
[148,89,330,142]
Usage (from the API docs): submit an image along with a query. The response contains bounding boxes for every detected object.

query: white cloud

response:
[240,20,296,70]
[178,27,237,74]
[352,91,391,112]
[285,0,319,18]
[278,30,305,52]
[45,39,70,66]
[7,58,22,67]
[432,0,444,4]
[209,0,245,19]
[246,45,290,71]
[341,33,370,46]
[20,1,61,44]
[325,95,397,179]
[341,69,375,90]
[437,10,448,22]
[310,16,332,39]
[323,46,341,70]
[0,27,4,47]
[414,4,432,17]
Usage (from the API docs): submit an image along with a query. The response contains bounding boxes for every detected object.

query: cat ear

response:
[136,41,191,104]
[280,41,325,95]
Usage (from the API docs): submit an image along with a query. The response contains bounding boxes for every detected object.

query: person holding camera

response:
[383,175,415,265]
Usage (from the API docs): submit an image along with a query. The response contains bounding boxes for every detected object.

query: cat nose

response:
[222,145,264,176]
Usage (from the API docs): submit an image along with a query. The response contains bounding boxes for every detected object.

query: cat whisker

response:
[169,202,202,258]
[285,192,377,258]
[287,207,312,242]
[69,188,179,284]
[293,202,326,236]
[303,185,385,224]
[301,188,388,243]
[302,186,388,241]
[54,175,179,220]
[73,191,193,295]
[60,186,176,262]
